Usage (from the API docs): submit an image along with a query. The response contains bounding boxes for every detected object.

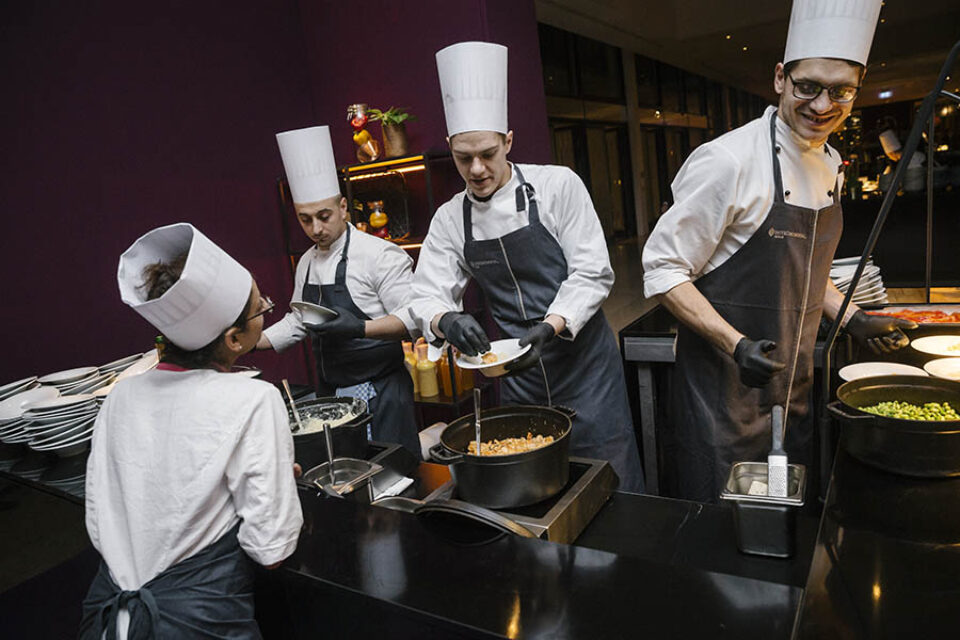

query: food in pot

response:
[869,309,960,324]
[858,400,960,421]
[467,432,555,456]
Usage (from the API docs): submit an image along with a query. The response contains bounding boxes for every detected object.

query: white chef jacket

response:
[85,369,303,591]
[264,223,417,352]
[410,163,614,341]
[642,106,845,298]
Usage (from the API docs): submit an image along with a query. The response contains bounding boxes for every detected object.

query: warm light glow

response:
[725,34,731,40]
[937,144,949,152]
[400,243,422,251]
[654,110,661,118]
[505,592,522,638]
[346,155,425,173]
[347,165,426,182]
[872,583,882,601]
[742,46,748,52]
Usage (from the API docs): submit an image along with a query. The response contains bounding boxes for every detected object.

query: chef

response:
[411,41,644,492]
[642,0,915,502]
[879,127,927,193]
[258,125,420,457]
[82,223,303,638]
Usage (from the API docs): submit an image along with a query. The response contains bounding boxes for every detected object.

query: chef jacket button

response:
[775,146,781,154]
[827,190,834,197]
[784,190,791,197]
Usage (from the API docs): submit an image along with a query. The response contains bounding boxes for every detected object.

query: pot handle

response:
[827,401,872,422]
[552,405,577,420]
[429,443,463,464]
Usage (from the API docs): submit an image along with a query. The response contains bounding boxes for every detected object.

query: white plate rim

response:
[0,376,39,395]
[37,366,100,385]
[922,357,960,380]
[0,386,61,421]
[838,362,929,382]
[909,335,960,356]
[22,394,97,413]
[454,339,532,370]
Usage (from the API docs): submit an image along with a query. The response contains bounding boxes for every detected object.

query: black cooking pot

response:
[828,375,960,477]
[430,405,574,509]
[288,397,370,470]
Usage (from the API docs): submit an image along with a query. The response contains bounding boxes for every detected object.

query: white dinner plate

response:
[291,301,339,327]
[923,358,960,382]
[26,413,95,438]
[832,256,870,266]
[23,394,97,413]
[0,386,61,421]
[115,351,159,382]
[29,417,95,446]
[838,362,929,382]
[98,353,146,372]
[0,376,39,399]
[38,366,99,386]
[60,373,117,396]
[455,338,531,378]
[23,405,98,425]
[910,335,960,357]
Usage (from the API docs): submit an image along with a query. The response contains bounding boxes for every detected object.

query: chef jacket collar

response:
[464,162,519,208]
[315,222,353,257]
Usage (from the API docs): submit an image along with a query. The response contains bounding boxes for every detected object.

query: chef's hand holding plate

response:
[505,322,554,374]
[438,312,490,357]
[845,310,917,354]
[310,306,366,339]
[734,338,786,388]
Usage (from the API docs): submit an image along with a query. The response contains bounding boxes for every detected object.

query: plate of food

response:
[455,338,531,378]
[910,335,960,357]
[291,301,339,328]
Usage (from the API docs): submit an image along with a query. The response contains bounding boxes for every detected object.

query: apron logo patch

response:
[768,227,807,240]
[469,259,500,269]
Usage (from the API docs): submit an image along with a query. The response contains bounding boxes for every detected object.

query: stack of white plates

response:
[39,366,100,393]
[0,385,61,435]
[830,256,888,305]
[22,394,98,458]
[99,353,148,375]
[61,371,117,396]
[0,376,40,402]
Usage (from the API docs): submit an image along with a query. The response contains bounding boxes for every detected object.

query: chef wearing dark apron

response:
[642,0,912,502]
[411,42,644,492]
[261,126,420,457]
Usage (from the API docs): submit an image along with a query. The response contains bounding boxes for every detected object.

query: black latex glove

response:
[845,310,917,354]
[310,306,365,339]
[505,322,555,374]
[438,312,490,357]
[733,337,786,388]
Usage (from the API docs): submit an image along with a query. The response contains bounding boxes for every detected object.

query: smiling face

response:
[774,58,862,146]
[448,130,514,199]
[295,195,348,250]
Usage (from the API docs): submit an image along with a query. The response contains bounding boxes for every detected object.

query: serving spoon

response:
[281,379,304,434]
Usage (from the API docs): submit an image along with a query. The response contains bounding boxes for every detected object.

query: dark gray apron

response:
[666,111,842,503]
[462,165,644,492]
[303,225,420,457]
[79,523,260,639]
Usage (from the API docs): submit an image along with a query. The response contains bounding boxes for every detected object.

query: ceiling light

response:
[880,18,885,23]
[725,34,731,40]
[742,46,748,52]
[880,62,886,68]
[878,90,893,99]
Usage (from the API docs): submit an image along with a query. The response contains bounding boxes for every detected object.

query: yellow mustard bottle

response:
[402,341,419,394]
[416,343,439,398]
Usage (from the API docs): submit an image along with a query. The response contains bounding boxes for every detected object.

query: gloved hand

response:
[505,322,555,373]
[438,312,490,357]
[733,337,786,388]
[311,306,365,339]
[845,310,917,354]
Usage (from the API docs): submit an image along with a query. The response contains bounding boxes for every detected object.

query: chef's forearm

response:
[822,281,860,326]
[659,281,744,356]
[364,314,409,340]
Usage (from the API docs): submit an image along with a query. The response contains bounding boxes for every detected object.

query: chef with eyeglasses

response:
[410,41,644,492]
[257,125,421,457]
[641,0,916,502]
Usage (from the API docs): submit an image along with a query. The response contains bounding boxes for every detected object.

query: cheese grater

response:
[767,404,788,497]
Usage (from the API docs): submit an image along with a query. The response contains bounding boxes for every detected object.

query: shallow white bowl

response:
[291,301,339,328]
[455,338,532,378]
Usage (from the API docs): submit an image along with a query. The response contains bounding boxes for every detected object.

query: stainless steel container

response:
[302,458,383,504]
[720,462,806,558]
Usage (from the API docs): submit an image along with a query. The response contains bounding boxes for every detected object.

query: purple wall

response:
[0,0,549,386]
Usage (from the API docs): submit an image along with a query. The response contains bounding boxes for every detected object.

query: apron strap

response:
[99,581,161,640]
[512,164,540,224]
[333,225,352,294]
[769,110,786,204]
[461,194,474,243]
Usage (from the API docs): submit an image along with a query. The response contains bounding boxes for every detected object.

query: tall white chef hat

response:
[436,41,508,137]
[879,129,901,156]
[117,223,253,351]
[783,0,882,66]
[275,125,341,204]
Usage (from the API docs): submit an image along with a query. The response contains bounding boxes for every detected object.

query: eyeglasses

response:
[247,296,275,321]
[787,74,860,104]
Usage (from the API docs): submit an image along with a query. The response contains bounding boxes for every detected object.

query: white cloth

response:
[783,0,882,66]
[263,224,417,351]
[436,41,509,136]
[642,107,844,298]
[410,163,614,341]
[84,369,303,590]
[276,126,341,204]
[118,223,252,351]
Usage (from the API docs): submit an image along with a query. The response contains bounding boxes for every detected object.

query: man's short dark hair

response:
[783,58,865,80]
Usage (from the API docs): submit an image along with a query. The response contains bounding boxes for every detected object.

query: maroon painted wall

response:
[0,0,550,386]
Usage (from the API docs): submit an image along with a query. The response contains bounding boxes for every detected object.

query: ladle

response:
[281,379,304,434]
[473,387,482,455]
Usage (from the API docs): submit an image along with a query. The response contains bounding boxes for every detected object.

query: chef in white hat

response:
[82,223,303,638]
[257,125,421,457]
[410,41,644,493]
[642,0,915,502]
[879,127,927,192]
